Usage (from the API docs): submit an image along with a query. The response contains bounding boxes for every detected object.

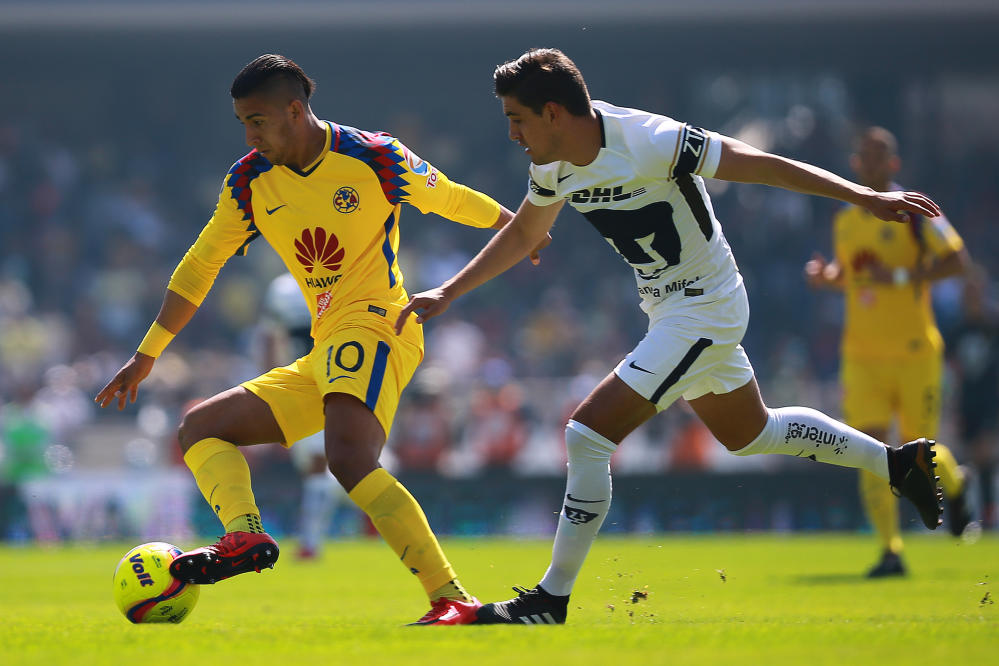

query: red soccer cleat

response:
[169,532,279,584]
[407,597,482,626]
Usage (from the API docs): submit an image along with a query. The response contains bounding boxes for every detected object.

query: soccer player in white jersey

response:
[396,48,946,624]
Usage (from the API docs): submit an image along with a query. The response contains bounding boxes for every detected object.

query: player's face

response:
[850,137,899,188]
[501,96,559,165]
[234,94,297,165]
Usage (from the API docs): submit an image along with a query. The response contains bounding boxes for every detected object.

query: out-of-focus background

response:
[1,0,997,544]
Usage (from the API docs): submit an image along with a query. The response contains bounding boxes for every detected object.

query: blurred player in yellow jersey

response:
[806,126,973,577]
[96,54,545,624]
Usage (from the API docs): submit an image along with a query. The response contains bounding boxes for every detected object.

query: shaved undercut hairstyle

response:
[493,48,592,117]
[230,54,316,102]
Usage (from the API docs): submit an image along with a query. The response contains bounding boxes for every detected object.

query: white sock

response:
[733,407,889,479]
[300,473,343,552]
[539,420,616,597]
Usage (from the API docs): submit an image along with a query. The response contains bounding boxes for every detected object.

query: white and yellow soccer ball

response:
[113,542,200,623]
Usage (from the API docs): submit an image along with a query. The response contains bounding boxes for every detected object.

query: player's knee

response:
[722,408,775,453]
[324,435,379,491]
[177,406,208,452]
[565,420,617,463]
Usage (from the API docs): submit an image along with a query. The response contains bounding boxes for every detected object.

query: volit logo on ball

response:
[333,186,359,213]
[294,227,345,274]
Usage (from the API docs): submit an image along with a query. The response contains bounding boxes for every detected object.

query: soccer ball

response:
[113,542,200,624]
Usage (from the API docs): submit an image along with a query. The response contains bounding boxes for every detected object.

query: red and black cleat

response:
[407,597,482,626]
[169,532,279,584]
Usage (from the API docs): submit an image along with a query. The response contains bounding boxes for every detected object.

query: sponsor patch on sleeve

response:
[529,177,556,197]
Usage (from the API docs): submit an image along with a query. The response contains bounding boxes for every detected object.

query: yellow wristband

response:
[137,321,175,358]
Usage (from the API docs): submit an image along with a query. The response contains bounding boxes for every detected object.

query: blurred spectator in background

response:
[805,126,973,577]
[950,264,999,529]
[392,371,453,473]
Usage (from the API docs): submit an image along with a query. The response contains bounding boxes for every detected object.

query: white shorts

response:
[614,285,754,411]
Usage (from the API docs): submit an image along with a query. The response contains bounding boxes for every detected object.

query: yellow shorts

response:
[242,316,423,445]
[841,353,941,439]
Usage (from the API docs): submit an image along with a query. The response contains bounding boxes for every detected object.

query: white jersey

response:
[526,100,742,314]
[263,272,314,359]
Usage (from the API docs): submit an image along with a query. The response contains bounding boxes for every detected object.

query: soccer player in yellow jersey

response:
[95,54,541,624]
[806,126,972,577]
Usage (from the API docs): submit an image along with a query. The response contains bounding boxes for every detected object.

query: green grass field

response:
[2,533,996,665]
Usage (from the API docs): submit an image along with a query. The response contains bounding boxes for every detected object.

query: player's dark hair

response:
[494,48,591,117]
[230,54,316,102]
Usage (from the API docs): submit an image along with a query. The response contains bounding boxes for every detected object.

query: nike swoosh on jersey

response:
[328,374,351,384]
[566,494,607,503]
[265,204,287,215]
[628,361,655,374]
[557,173,574,183]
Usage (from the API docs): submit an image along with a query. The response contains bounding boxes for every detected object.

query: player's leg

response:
[899,353,971,537]
[314,322,478,625]
[688,367,942,529]
[477,372,654,625]
[840,358,905,576]
[170,384,291,583]
[857,431,907,578]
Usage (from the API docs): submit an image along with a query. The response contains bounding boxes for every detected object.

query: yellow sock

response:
[184,437,261,531]
[225,513,265,534]
[349,468,469,602]
[860,469,903,554]
[933,443,965,499]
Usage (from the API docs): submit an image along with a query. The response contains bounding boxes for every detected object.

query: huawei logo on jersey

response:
[294,228,345,274]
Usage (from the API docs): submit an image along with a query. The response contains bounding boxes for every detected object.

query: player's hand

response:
[803,252,829,288]
[395,287,453,335]
[528,232,553,266]
[863,189,941,223]
[804,252,843,289]
[94,353,155,410]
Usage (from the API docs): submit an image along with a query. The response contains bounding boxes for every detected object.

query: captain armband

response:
[137,321,176,358]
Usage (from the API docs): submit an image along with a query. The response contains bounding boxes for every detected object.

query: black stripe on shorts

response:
[649,337,714,404]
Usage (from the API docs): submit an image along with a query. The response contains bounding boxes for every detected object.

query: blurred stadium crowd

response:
[1,8,997,539]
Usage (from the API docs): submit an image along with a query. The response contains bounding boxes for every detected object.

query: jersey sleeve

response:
[644,118,722,180]
[922,213,965,257]
[167,168,258,306]
[398,148,501,228]
[525,164,561,207]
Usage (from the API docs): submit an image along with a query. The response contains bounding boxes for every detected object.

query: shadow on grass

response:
[789,573,872,585]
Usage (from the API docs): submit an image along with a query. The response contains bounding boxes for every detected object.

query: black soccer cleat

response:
[475,585,569,625]
[888,438,943,530]
[866,550,907,578]
[169,532,279,584]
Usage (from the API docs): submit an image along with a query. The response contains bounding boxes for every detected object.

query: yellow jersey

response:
[167,121,500,340]
[834,191,963,359]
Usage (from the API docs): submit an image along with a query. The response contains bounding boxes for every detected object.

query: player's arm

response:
[95,175,254,410]
[422,174,550,265]
[395,196,562,334]
[712,135,942,223]
[913,246,971,283]
[485,203,550,264]
[95,290,199,410]
[392,138,550,263]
